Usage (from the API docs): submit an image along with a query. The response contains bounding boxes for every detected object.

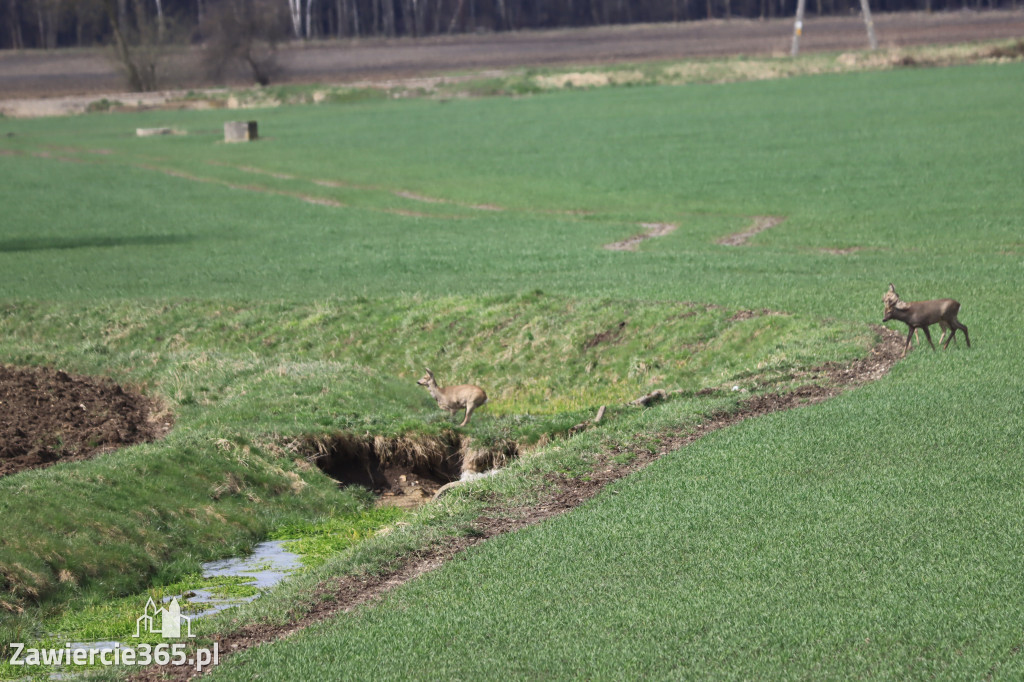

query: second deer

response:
[417,368,488,427]
[882,283,970,357]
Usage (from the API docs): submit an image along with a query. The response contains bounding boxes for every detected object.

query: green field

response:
[2,57,1023,679]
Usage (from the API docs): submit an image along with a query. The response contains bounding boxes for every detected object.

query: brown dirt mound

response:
[0,365,172,478]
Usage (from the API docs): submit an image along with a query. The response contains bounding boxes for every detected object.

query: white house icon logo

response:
[134,597,195,639]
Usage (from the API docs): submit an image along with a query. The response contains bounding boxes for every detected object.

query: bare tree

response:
[33,0,63,49]
[287,0,303,36]
[201,0,289,85]
[102,0,165,90]
[153,0,165,39]
[7,0,25,47]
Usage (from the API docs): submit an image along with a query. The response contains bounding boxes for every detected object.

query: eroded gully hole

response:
[305,432,518,508]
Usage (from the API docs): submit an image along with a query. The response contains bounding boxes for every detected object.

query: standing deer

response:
[882,283,970,357]
[417,368,488,427]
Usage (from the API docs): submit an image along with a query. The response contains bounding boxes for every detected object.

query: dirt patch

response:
[0,365,172,478]
[729,308,786,321]
[820,246,866,255]
[583,321,627,349]
[128,326,904,681]
[604,222,678,251]
[717,215,786,246]
[303,431,518,509]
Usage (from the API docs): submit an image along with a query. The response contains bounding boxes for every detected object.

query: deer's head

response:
[416,368,436,387]
[882,283,910,322]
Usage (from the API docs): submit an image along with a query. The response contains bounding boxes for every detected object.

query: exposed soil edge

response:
[717,215,785,246]
[130,325,904,681]
[301,431,518,509]
[604,222,678,251]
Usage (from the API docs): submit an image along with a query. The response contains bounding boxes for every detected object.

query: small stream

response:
[181,539,302,618]
[61,539,301,665]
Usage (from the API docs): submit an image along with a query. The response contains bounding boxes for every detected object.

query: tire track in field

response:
[717,215,786,246]
[603,222,679,250]
[136,163,348,208]
[210,161,505,215]
[5,146,671,238]
[7,147,789,249]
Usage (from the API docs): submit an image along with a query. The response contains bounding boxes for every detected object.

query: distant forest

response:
[3,0,1016,50]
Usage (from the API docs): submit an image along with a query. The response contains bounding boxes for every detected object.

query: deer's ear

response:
[888,283,896,293]
[895,300,910,310]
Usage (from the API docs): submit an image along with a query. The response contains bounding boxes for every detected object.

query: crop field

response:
[1,54,1023,679]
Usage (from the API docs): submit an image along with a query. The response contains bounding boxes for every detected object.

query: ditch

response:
[304,431,520,508]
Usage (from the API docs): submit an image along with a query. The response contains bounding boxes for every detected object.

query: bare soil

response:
[605,222,679,251]
[130,326,906,681]
[718,216,786,246]
[1,10,1023,111]
[0,365,172,478]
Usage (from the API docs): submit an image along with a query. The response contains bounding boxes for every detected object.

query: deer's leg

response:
[902,328,915,357]
[937,323,954,346]
[946,319,969,349]
[937,321,950,346]
[921,325,936,351]
[459,403,476,427]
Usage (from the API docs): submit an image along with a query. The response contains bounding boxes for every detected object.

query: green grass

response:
[0,296,859,618]
[269,506,409,569]
[1,57,1023,679]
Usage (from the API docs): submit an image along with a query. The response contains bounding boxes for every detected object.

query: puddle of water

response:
[201,539,301,590]
[62,540,301,661]
[177,588,259,619]
[171,539,302,618]
[176,539,302,617]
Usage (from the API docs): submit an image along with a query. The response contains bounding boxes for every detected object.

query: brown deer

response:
[882,283,970,357]
[417,368,488,427]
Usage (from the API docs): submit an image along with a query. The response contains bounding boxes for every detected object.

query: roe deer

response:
[883,283,970,357]
[417,368,488,427]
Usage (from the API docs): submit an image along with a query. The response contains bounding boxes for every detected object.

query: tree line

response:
[3,0,1014,51]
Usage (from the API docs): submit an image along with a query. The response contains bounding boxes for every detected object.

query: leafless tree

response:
[102,0,167,90]
[6,0,25,47]
[201,0,289,85]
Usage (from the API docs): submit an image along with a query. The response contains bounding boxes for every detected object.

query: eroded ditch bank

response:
[303,431,520,508]
[129,326,905,682]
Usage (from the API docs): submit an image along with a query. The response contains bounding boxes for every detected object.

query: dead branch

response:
[630,389,667,407]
